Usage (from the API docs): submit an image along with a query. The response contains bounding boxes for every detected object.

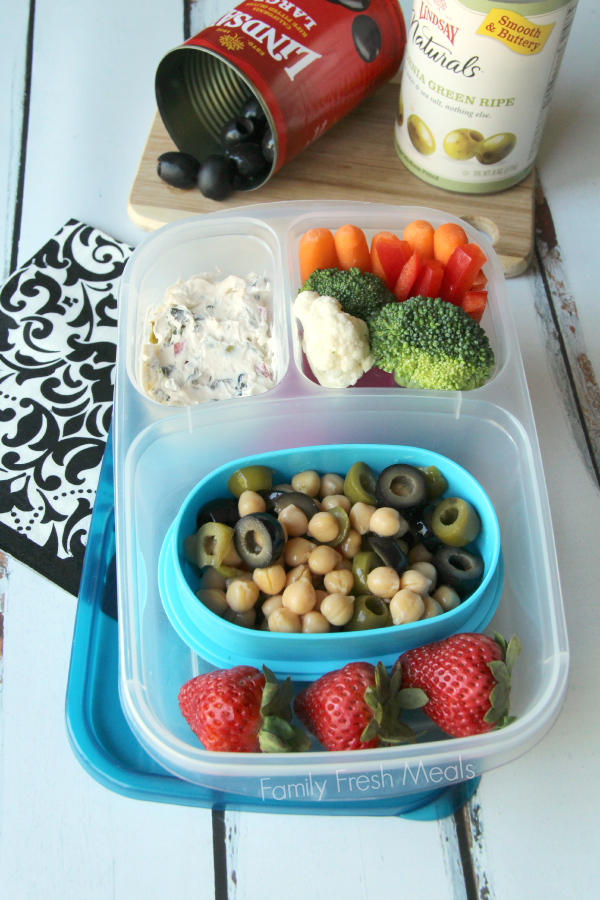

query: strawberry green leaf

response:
[493,631,508,657]
[506,636,522,675]
[397,688,429,709]
[483,705,505,725]
[488,660,510,686]
[489,682,510,712]
[361,717,381,743]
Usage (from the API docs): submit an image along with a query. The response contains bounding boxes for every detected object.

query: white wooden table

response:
[1,1,599,897]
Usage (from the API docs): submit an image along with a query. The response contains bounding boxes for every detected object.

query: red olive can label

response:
[166,0,406,176]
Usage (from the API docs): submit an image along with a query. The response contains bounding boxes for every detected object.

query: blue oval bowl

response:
[159,444,502,680]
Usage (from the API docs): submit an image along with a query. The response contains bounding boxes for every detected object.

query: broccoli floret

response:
[300,267,394,320]
[368,296,495,391]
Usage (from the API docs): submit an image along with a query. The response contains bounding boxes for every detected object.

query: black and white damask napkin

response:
[0,220,133,595]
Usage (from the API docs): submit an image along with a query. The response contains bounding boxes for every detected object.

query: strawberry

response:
[396,632,521,738]
[294,661,427,751]
[179,664,310,753]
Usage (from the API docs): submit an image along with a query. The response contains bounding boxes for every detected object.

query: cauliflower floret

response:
[293,291,373,389]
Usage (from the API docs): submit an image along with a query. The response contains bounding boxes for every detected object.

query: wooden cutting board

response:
[128,84,534,277]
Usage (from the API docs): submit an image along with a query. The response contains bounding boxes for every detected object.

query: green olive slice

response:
[431,497,481,547]
[352,550,381,595]
[344,595,392,631]
[344,462,377,505]
[418,466,448,500]
[213,563,246,579]
[227,465,273,498]
[325,507,350,547]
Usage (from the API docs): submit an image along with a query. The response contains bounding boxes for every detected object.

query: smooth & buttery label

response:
[395,0,578,193]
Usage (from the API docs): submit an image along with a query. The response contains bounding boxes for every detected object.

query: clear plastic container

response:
[113,201,568,806]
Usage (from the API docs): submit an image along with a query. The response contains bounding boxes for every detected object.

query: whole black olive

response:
[226,143,269,182]
[196,497,240,531]
[433,546,484,597]
[239,96,267,123]
[352,15,381,64]
[157,151,200,189]
[234,513,286,569]
[376,464,427,510]
[262,128,275,165]
[368,533,408,575]
[220,116,257,150]
[197,155,235,201]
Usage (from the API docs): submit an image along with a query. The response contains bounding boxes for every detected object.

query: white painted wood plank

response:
[0,557,217,900]
[535,1,600,379]
[0,1,30,279]
[15,0,184,266]
[223,809,458,900]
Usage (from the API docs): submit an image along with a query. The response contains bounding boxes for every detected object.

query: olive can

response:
[156,0,406,190]
[395,0,579,193]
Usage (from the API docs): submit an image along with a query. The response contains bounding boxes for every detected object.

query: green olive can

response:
[395,0,579,193]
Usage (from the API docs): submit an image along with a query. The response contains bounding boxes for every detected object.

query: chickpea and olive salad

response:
[183,460,486,635]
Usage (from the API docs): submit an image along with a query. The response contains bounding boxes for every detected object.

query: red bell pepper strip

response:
[394,251,421,302]
[461,290,488,323]
[440,243,487,305]
[410,258,444,299]
[371,233,413,290]
[471,268,488,290]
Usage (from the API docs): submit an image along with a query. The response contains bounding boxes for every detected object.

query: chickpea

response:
[324,568,354,595]
[401,568,432,597]
[291,470,320,497]
[308,545,341,575]
[238,490,266,517]
[390,589,425,625]
[422,595,443,619]
[268,607,301,633]
[225,571,253,587]
[319,473,345,498]
[196,588,228,616]
[308,511,340,543]
[321,494,351,513]
[314,589,328,611]
[226,578,260,612]
[261,595,283,619]
[253,564,286,595]
[198,567,226,591]
[320,593,354,626]
[413,561,437,591]
[367,566,400,599]
[408,543,434,565]
[349,502,376,535]
[302,611,330,633]
[370,507,408,538]
[278,504,308,537]
[284,537,316,567]
[285,564,312,587]
[224,608,256,628]
[433,585,460,612]
[339,529,361,559]
[282,580,316,615]
[222,540,243,568]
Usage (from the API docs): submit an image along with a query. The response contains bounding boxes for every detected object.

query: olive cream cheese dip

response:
[144,272,275,406]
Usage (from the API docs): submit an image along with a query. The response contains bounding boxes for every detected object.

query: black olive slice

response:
[271,491,320,521]
[196,497,240,531]
[406,504,442,553]
[261,490,288,512]
[226,143,269,182]
[234,513,285,569]
[368,533,408,576]
[433,546,484,597]
[239,96,267,124]
[262,128,275,164]
[376,464,427,510]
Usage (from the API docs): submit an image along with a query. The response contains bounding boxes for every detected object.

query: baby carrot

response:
[433,222,468,267]
[403,220,435,260]
[299,228,339,283]
[334,224,372,273]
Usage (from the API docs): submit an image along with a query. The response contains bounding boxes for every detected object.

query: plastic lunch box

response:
[69,200,569,816]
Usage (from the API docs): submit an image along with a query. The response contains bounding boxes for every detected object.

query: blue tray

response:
[65,432,480,819]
